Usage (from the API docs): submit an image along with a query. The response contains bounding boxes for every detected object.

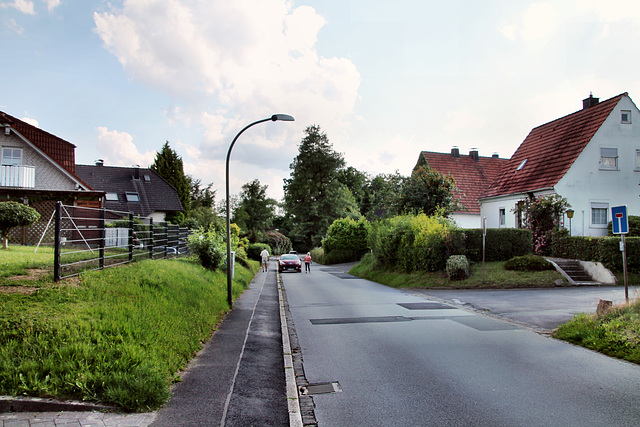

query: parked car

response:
[279,254,302,273]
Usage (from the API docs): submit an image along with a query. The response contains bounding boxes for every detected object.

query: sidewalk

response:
[0,265,292,427]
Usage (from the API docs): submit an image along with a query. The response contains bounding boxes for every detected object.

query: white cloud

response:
[0,0,35,14]
[43,0,60,11]
[20,116,38,127]
[93,0,360,169]
[5,17,24,34]
[95,127,156,168]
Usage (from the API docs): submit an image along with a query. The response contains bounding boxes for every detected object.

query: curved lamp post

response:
[226,114,295,307]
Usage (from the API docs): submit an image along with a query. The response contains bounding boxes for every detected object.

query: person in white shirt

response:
[260,248,270,272]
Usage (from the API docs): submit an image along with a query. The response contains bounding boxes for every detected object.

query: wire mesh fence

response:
[51,202,191,281]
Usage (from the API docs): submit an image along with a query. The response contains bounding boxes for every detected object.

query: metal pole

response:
[53,201,61,282]
[226,117,273,307]
[622,233,629,302]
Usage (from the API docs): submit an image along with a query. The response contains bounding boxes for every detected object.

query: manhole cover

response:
[329,273,359,279]
[300,382,342,395]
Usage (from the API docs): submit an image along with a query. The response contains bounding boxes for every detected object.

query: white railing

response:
[0,164,35,188]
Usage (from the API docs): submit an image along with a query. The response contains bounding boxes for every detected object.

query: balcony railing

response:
[0,164,36,188]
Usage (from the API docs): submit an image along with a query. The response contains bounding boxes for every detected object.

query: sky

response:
[3,0,640,203]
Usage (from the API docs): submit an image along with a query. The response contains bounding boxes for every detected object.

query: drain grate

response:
[397,302,452,310]
[300,382,342,395]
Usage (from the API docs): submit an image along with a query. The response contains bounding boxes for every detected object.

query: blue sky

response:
[2,0,640,201]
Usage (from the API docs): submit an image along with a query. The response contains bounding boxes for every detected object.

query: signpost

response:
[611,205,629,302]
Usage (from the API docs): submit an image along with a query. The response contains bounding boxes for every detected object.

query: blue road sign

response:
[611,205,629,234]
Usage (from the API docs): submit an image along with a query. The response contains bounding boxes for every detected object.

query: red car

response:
[278,254,302,273]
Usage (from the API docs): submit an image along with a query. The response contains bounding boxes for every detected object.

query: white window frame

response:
[599,147,618,170]
[499,208,506,226]
[1,147,22,165]
[590,202,609,228]
[622,110,632,124]
[125,192,140,202]
[105,192,119,201]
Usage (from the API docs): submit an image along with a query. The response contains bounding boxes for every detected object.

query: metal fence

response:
[52,202,191,281]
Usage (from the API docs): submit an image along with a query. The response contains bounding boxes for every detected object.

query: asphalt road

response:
[282,265,640,426]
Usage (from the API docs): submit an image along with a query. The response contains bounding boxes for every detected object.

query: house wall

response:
[557,96,640,236]
[451,213,482,229]
[481,189,557,230]
[1,132,77,191]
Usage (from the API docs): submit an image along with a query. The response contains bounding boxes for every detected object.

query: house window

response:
[591,202,609,227]
[1,147,22,165]
[105,192,118,201]
[125,192,140,202]
[600,147,618,170]
[636,150,640,171]
[622,110,632,124]
[499,208,506,226]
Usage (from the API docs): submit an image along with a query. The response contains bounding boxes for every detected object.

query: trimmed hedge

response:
[465,228,532,262]
[247,243,272,261]
[504,255,554,271]
[552,233,640,273]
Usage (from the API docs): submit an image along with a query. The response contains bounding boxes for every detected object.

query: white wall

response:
[451,213,482,229]
[557,95,640,236]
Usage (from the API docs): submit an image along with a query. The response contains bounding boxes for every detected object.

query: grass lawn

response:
[0,245,258,412]
[349,253,567,289]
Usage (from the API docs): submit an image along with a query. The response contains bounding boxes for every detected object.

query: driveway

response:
[408,286,639,332]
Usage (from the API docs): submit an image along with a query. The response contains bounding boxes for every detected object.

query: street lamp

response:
[566,209,574,236]
[226,114,295,307]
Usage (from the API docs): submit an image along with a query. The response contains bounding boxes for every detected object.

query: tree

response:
[361,171,405,219]
[396,165,459,216]
[337,166,368,212]
[283,125,359,250]
[233,179,277,242]
[0,201,41,249]
[150,141,191,222]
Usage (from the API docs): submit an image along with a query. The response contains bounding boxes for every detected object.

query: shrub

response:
[0,201,41,249]
[310,247,324,264]
[446,255,470,280]
[263,230,291,255]
[322,217,370,264]
[504,255,554,271]
[247,243,272,261]
[188,228,226,270]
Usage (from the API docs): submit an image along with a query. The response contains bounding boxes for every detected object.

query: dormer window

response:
[143,175,151,182]
[600,147,618,170]
[125,192,140,202]
[105,192,118,201]
[622,110,632,124]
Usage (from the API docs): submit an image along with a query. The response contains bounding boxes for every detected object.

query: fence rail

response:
[53,202,191,281]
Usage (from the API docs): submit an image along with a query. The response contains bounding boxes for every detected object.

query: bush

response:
[608,215,640,237]
[263,230,291,255]
[0,201,41,249]
[247,243,272,261]
[322,217,370,264]
[446,255,470,280]
[504,255,554,271]
[188,228,226,270]
[552,232,640,273]
[310,247,324,264]
[465,228,532,262]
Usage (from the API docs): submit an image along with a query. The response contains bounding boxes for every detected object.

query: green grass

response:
[0,245,258,411]
[554,301,640,364]
[349,253,567,289]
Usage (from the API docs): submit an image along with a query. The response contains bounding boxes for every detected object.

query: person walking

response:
[304,252,312,273]
[260,248,270,272]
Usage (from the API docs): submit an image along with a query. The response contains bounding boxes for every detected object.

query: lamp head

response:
[271,114,295,122]
[566,209,574,219]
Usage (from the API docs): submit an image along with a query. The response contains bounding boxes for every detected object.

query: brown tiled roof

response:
[0,111,77,175]
[75,164,184,216]
[483,93,626,199]
[418,151,508,214]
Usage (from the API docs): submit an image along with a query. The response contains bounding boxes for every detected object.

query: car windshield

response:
[281,254,298,260]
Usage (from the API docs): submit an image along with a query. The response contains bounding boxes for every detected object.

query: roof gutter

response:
[479,187,556,203]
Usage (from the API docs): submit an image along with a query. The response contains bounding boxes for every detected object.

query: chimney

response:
[451,147,460,158]
[492,153,499,159]
[95,159,104,166]
[583,93,599,109]
[469,149,479,161]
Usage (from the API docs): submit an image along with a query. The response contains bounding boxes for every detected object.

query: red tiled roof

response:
[419,151,508,214]
[483,93,626,199]
[0,111,77,175]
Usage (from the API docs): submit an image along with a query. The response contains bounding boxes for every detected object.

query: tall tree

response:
[396,165,459,216]
[150,141,191,222]
[233,179,277,242]
[361,171,405,219]
[283,125,358,250]
[337,166,368,212]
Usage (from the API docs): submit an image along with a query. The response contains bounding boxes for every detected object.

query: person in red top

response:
[304,252,312,273]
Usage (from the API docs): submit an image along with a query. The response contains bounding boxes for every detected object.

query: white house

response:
[480,92,640,236]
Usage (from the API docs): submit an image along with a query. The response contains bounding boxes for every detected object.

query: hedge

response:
[552,233,640,273]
